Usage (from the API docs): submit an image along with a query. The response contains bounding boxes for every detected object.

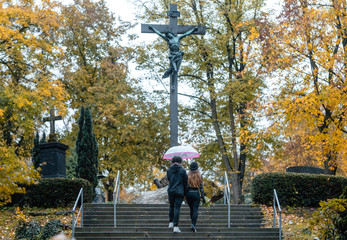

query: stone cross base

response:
[38,142,69,178]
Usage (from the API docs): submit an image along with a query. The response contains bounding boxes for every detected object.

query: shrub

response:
[27,178,93,207]
[11,178,93,208]
[39,220,64,240]
[15,220,42,240]
[336,186,347,239]
[251,172,347,207]
[310,198,347,240]
[15,219,66,240]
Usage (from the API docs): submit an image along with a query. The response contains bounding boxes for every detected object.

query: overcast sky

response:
[52,0,282,132]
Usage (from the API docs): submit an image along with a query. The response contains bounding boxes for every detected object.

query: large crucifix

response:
[42,108,62,141]
[141,4,206,147]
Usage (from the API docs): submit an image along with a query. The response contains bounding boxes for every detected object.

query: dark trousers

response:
[168,193,184,226]
[186,190,200,227]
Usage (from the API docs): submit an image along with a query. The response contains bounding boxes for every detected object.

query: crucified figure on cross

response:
[149,25,198,78]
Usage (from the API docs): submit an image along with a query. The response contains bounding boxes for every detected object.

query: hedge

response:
[11,178,93,208]
[251,172,347,207]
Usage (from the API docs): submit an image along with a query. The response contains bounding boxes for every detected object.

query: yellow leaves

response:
[0,140,40,206]
[309,199,347,239]
[15,207,27,222]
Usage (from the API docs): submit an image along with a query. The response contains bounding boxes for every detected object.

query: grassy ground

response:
[261,205,319,240]
[0,204,319,240]
[0,206,73,240]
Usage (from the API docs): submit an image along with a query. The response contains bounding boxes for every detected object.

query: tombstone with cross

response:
[39,108,68,178]
[142,4,206,147]
[43,108,62,142]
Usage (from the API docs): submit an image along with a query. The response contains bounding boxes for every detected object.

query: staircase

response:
[74,203,280,240]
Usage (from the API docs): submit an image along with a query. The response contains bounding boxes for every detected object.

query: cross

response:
[42,108,62,140]
[141,4,206,147]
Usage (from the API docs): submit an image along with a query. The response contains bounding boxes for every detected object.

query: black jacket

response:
[167,164,188,197]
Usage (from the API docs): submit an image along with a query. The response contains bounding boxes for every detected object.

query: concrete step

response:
[74,203,279,240]
[83,218,264,224]
[84,212,263,217]
[86,203,257,208]
[82,223,265,228]
[75,231,279,237]
[75,236,278,240]
[85,204,260,210]
[83,214,263,220]
[76,226,279,233]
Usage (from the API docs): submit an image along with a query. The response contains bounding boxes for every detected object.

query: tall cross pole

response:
[42,108,62,141]
[141,4,206,147]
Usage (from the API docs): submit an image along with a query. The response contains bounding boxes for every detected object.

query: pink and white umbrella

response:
[163,145,200,160]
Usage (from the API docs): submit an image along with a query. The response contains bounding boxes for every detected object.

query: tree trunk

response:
[207,67,233,172]
[231,172,242,204]
[104,176,114,202]
[324,151,337,175]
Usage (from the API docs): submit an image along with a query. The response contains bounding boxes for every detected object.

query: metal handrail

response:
[273,189,282,240]
[224,171,231,228]
[113,170,121,227]
[72,188,83,238]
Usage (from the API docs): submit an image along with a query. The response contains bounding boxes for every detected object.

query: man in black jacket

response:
[167,156,187,233]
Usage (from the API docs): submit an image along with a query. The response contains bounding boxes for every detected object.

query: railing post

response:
[224,176,226,205]
[114,196,116,227]
[273,190,276,228]
[114,170,120,228]
[273,189,282,240]
[81,190,83,227]
[72,188,83,239]
[224,171,231,228]
[279,212,282,240]
[72,211,75,238]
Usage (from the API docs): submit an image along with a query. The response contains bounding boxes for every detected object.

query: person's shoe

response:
[173,227,181,233]
[191,225,197,232]
[168,222,173,228]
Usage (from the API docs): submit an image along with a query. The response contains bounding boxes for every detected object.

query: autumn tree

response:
[136,0,271,203]
[266,0,347,175]
[0,0,67,205]
[60,0,169,200]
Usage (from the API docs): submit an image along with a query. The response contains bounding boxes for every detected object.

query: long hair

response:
[188,170,202,188]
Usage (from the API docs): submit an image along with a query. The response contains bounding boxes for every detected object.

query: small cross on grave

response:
[42,108,62,141]
[141,4,206,147]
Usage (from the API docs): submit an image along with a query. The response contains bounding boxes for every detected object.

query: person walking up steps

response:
[167,156,187,233]
[185,162,205,232]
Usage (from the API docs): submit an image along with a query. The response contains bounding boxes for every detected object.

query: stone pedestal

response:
[38,142,69,178]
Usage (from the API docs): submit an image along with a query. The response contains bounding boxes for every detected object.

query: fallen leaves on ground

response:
[0,206,74,239]
[261,205,319,240]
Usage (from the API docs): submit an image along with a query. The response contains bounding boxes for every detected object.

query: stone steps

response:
[74,203,280,240]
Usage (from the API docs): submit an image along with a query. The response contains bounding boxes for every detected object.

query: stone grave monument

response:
[39,108,68,178]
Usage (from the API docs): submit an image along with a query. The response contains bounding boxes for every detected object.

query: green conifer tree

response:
[76,106,98,189]
[32,131,40,169]
[66,146,78,178]
[40,132,47,144]
[75,106,85,159]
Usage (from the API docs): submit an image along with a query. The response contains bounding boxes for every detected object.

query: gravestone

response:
[286,166,324,174]
[38,142,68,178]
[39,108,68,178]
